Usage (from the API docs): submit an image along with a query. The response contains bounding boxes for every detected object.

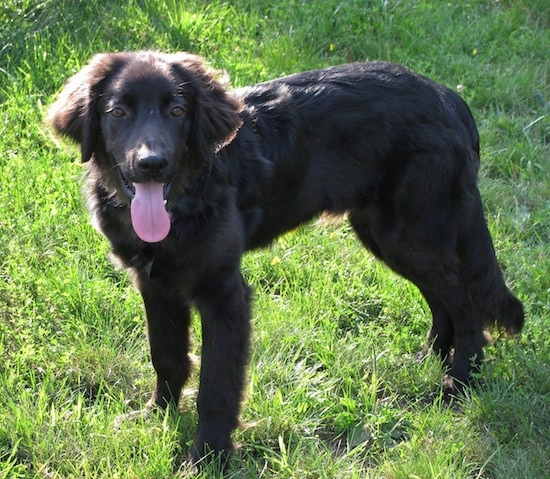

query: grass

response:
[0,0,549,477]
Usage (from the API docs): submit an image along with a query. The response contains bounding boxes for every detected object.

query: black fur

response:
[48,51,524,464]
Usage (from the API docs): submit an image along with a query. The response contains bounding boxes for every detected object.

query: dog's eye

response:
[170,106,185,117]
[110,107,126,118]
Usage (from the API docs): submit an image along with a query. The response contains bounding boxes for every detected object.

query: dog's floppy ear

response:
[171,53,243,162]
[47,53,125,162]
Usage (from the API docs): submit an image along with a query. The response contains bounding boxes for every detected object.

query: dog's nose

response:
[137,155,168,178]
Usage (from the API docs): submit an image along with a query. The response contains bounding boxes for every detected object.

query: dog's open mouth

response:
[117,167,172,243]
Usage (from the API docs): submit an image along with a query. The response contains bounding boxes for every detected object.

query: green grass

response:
[1,0,549,477]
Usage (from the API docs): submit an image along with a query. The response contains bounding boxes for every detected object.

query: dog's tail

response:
[451,90,524,335]
[458,192,524,335]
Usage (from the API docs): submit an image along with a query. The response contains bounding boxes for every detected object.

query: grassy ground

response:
[1,0,549,477]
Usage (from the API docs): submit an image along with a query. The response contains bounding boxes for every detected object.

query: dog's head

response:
[48,51,243,242]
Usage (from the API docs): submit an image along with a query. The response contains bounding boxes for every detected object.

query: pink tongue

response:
[130,183,171,243]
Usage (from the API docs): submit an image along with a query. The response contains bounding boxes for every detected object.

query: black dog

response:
[48,51,524,464]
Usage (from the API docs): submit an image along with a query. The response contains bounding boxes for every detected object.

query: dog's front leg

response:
[139,281,193,408]
[190,271,252,466]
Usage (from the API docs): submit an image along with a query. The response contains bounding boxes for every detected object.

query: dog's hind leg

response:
[347,207,458,362]
[348,204,486,395]
[418,288,454,365]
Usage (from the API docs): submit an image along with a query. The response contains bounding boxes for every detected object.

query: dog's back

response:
[236,62,481,246]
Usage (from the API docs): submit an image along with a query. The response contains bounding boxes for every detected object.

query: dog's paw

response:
[186,447,232,474]
[186,424,234,472]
